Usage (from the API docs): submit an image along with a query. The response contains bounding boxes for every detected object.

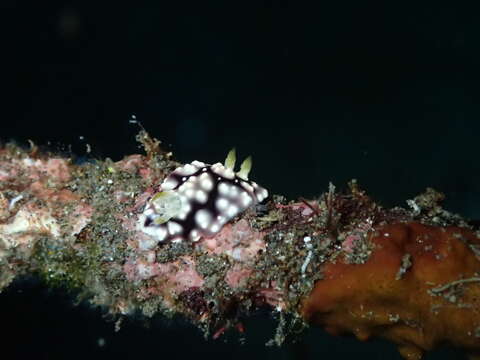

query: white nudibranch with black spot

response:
[139,149,268,244]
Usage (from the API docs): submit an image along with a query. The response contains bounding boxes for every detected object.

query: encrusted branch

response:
[1,132,479,359]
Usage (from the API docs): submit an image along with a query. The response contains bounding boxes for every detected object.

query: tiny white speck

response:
[182,177,187,181]
[303,236,311,243]
[107,179,113,184]
[384,233,390,237]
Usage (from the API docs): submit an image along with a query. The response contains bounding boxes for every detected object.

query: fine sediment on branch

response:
[0,132,479,359]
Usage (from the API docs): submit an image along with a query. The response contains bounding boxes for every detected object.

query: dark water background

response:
[2,2,479,359]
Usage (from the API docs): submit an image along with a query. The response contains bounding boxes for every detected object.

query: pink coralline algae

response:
[200,219,266,261]
[0,155,92,258]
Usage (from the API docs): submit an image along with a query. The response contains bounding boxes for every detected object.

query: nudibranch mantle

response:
[138,150,268,245]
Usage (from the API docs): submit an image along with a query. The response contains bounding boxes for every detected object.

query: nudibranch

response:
[139,149,268,244]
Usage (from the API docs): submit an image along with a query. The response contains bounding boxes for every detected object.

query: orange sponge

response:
[301,222,480,359]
